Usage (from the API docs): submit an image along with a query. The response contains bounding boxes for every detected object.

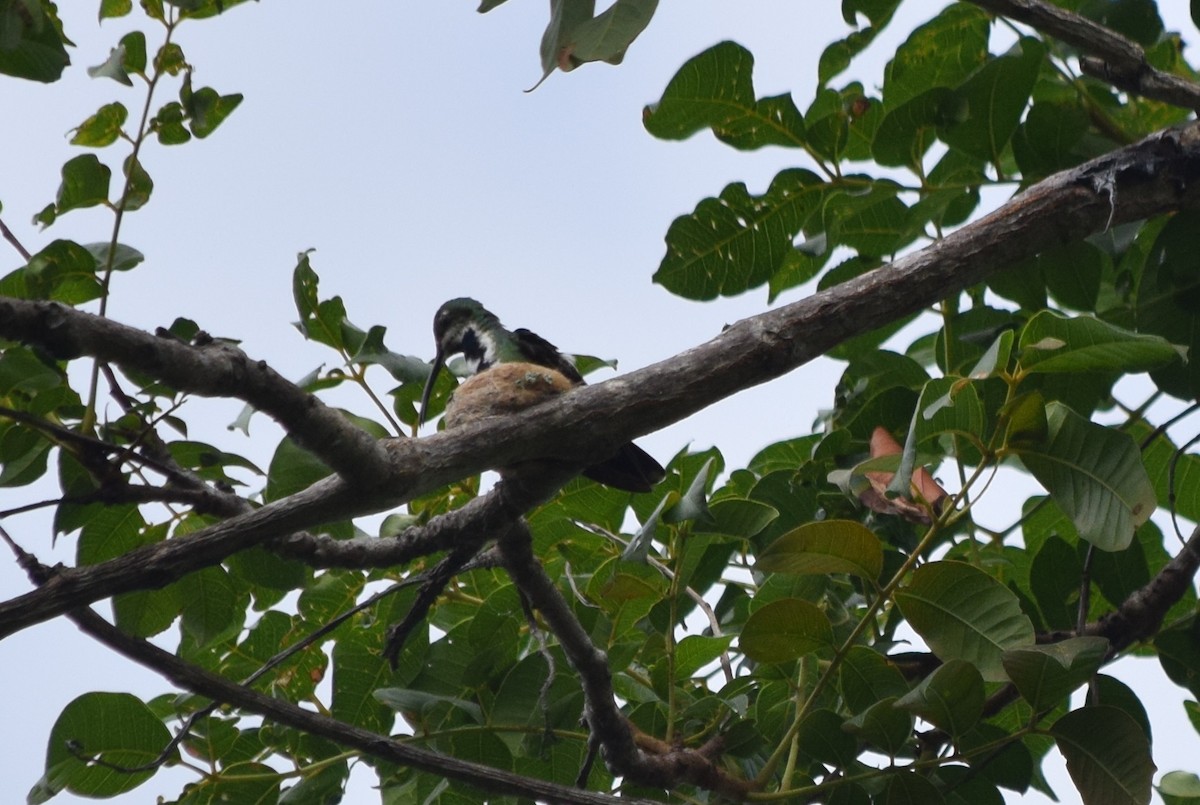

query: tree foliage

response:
[2,1,1200,804]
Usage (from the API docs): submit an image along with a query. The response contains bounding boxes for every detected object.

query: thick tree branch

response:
[65,607,653,805]
[0,303,391,484]
[968,0,1200,110]
[1086,523,1200,650]
[1,122,1199,642]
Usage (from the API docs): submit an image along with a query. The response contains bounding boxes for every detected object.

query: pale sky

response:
[0,2,1196,803]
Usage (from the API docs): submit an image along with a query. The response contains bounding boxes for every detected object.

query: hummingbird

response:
[419,298,665,493]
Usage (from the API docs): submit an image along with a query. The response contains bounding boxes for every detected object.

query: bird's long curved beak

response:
[418,350,445,426]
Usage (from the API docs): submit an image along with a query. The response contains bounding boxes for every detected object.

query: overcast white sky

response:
[0,2,1196,803]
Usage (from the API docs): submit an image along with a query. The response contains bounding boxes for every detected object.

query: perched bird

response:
[419,298,665,493]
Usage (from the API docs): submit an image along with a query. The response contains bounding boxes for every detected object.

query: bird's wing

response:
[511,328,585,384]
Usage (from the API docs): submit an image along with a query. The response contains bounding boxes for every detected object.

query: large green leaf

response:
[1018,311,1179,376]
[70,102,128,147]
[644,40,804,150]
[895,560,1035,681]
[818,0,901,86]
[882,3,989,109]
[54,154,112,215]
[895,659,984,737]
[739,598,833,663]
[838,645,908,713]
[1013,401,1156,551]
[0,0,70,82]
[1137,207,1200,398]
[1001,637,1109,711]
[842,697,913,757]
[1159,771,1200,805]
[939,38,1044,164]
[1051,706,1155,805]
[822,180,910,256]
[568,0,657,68]
[653,168,825,299]
[43,693,171,797]
[755,519,883,583]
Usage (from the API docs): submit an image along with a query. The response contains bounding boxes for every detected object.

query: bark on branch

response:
[1,121,1199,641]
[968,0,1200,110]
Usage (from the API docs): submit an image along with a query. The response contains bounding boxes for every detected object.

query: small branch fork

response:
[968,0,1200,110]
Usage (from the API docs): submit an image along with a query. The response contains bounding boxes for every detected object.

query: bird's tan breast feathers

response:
[443,362,577,428]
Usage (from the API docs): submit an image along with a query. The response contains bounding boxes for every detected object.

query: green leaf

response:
[939,38,1044,164]
[698,497,777,537]
[882,4,989,109]
[664,455,715,524]
[644,41,804,150]
[838,645,909,713]
[179,566,239,648]
[823,180,909,256]
[1160,771,1200,805]
[0,423,52,486]
[333,632,400,733]
[966,330,1013,379]
[265,435,332,502]
[895,560,1035,681]
[623,491,669,563]
[155,41,186,74]
[70,102,128,147]
[569,0,657,67]
[87,44,133,85]
[84,241,144,272]
[0,0,70,82]
[100,0,133,19]
[186,85,243,138]
[536,0,596,80]
[1018,311,1179,376]
[739,598,833,663]
[755,519,883,582]
[44,693,171,797]
[936,765,1004,805]
[872,87,962,169]
[895,659,984,737]
[1001,637,1110,711]
[54,154,111,214]
[374,688,484,724]
[818,0,900,86]
[191,762,281,803]
[913,375,986,450]
[1013,401,1156,551]
[1156,616,1200,699]
[796,709,858,767]
[1051,706,1155,805]
[292,251,358,351]
[844,698,915,758]
[23,239,102,302]
[153,101,191,144]
[1013,100,1090,180]
[120,154,153,211]
[653,168,825,300]
[877,769,945,804]
[673,634,734,680]
[118,30,146,74]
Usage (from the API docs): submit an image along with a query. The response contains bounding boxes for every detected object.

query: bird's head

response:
[420,298,500,424]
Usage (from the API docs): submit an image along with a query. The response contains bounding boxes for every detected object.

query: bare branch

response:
[0,303,391,483]
[968,0,1200,110]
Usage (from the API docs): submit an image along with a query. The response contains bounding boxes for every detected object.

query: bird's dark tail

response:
[583,441,666,493]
